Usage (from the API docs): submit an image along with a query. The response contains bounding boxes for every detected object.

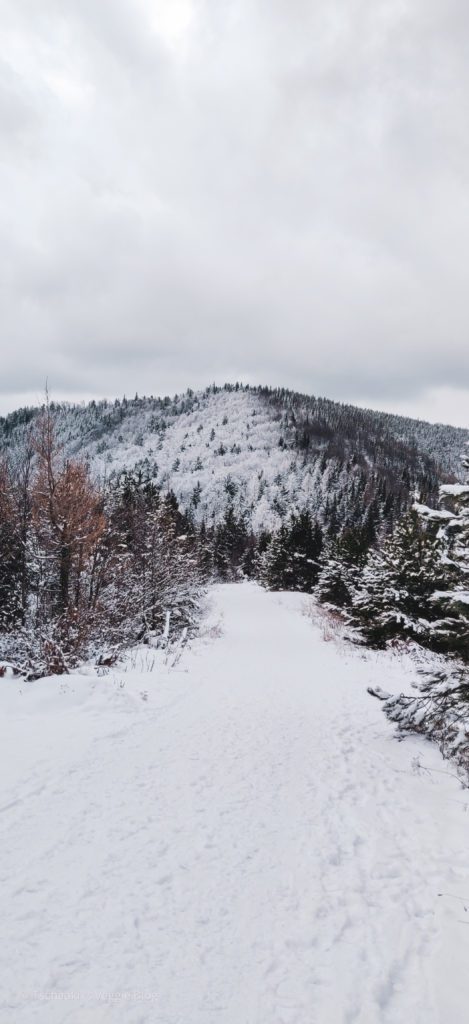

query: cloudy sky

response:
[1,0,469,425]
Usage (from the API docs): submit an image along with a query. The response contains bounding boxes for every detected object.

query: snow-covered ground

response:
[1,584,468,1023]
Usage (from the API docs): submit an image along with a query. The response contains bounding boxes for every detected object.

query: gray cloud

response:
[1,0,469,424]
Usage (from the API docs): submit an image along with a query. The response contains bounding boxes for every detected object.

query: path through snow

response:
[1,583,469,1023]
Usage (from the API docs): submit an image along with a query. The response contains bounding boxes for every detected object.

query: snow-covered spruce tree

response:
[257,525,291,590]
[316,557,354,609]
[104,473,206,649]
[257,511,323,592]
[414,445,469,659]
[316,524,370,610]
[138,491,205,638]
[287,512,323,590]
[351,508,452,649]
[212,504,250,581]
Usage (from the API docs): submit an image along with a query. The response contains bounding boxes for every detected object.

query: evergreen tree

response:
[415,444,469,658]
[316,524,369,609]
[258,511,323,592]
[352,509,451,648]
[213,505,249,580]
[257,525,291,590]
[316,557,354,609]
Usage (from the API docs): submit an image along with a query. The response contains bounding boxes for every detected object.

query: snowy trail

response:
[1,583,469,1023]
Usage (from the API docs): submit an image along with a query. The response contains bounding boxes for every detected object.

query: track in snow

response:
[1,583,469,1023]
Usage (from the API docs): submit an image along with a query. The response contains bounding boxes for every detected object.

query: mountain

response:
[1,383,468,536]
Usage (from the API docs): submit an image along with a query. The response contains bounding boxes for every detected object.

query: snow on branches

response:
[377,668,469,783]
[0,406,208,678]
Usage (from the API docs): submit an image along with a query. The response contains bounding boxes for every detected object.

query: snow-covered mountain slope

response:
[84,388,294,533]
[1,583,468,1023]
[1,384,468,531]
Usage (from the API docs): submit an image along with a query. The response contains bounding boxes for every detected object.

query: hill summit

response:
[1,383,467,534]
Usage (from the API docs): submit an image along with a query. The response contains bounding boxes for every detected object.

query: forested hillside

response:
[1,383,466,538]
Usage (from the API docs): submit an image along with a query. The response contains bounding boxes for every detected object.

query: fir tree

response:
[258,511,323,592]
[212,505,249,580]
[415,443,469,658]
[316,524,368,609]
[352,509,451,648]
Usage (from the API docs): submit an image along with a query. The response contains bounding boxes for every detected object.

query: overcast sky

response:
[1,0,469,425]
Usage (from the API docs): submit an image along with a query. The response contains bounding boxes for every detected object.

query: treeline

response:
[2,380,466,477]
[257,384,467,477]
[320,463,469,661]
[209,485,409,601]
[0,408,208,678]
[0,382,463,547]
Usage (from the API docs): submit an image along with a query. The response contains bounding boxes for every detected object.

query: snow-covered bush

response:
[377,668,469,781]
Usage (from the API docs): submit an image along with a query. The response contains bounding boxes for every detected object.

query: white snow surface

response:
[1,583,469,1024]
[440,483,469,497]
